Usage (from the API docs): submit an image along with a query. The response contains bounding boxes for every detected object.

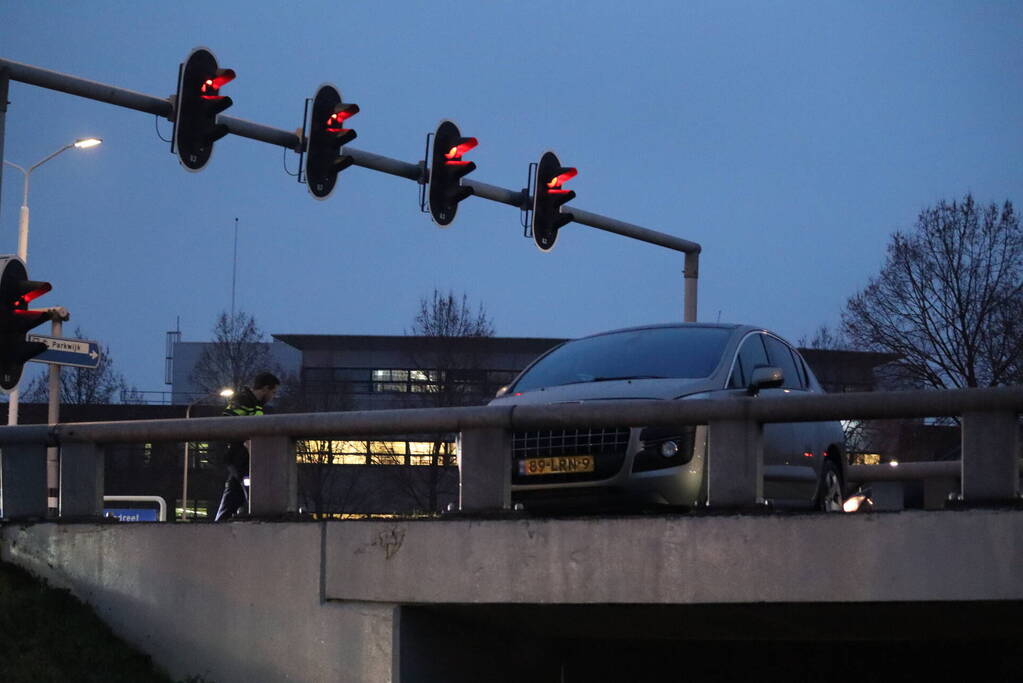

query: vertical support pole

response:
[707,417,763,508]
[46,316,63,518]
[683,251,699,323]
[248,435,295,516]
[59,442,104,518]
[961,410,1019,504]
[0,443,47,519]
[0,66,8,216]
[457,428,511,512]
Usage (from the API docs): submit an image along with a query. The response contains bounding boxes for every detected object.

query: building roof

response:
[273,334,567,354]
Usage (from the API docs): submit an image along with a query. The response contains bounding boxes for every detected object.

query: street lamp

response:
[4,137,103,428]
[181,388,234,521]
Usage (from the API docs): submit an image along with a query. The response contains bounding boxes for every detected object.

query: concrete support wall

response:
[1,523,394,683]
[3,511,1023,682]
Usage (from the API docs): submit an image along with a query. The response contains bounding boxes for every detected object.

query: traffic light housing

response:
[531,151,577,252]
[305,84,360,200]
[173,47,235,172]
[0,256,53,392]
[428,120,478,226]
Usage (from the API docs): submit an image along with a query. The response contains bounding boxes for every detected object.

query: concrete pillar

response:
[0,443,47,519]
[707,419,763,508]
[248,435,296,516]
[457,428,511,512]
[961,410,1020,504]
[59,442,104,518]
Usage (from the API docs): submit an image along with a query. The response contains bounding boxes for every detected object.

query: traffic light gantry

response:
[0,256,54,392]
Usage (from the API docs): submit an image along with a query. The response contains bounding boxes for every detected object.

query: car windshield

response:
[512,327,732,393]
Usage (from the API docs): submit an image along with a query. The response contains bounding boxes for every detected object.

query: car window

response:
[791,348,810,388]
[512,327,733,393]
[763,335,803,390]
[728,333,769,389]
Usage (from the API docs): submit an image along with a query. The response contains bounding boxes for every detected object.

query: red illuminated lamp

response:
[546,167,577,194]
[200,69,236,99]
[326,103,360,133]
[17,281,51,306]
[444,138,478,165]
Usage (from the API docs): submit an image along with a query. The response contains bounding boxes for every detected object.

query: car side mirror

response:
[748,365,784,396]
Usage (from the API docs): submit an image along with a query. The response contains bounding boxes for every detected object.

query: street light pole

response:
[181,388,234,521]
[4,137,102,428]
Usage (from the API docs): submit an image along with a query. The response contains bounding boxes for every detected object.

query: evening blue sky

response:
[2,1,1021,393]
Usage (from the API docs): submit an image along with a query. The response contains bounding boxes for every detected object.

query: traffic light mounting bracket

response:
[520,161,537,238]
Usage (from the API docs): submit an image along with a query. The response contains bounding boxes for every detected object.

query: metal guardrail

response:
[0,386,1020,519]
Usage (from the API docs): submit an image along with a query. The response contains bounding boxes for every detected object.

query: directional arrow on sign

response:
[27,334,101,369]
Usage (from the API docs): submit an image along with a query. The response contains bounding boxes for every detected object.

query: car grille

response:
[512,427,631,484]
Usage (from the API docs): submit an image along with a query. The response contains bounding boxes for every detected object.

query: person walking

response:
[214,371,281,522]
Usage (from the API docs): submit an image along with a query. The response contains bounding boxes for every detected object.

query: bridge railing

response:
[0,386,1020,518]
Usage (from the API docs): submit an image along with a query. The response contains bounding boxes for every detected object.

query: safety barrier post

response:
[457,428,511,512]
[0,443,47,519]
[960,410,1020,504]
[249,435,296,516]
[59,442,104,518]
[707,418,763,508]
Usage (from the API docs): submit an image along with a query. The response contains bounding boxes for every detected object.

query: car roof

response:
[575,322,762,341]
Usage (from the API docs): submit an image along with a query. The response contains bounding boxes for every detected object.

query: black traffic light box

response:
[0,256,53,391]
[531,151,577,252]
[428,120,478,226]
[305,84,360,200]
[173,47,235,172]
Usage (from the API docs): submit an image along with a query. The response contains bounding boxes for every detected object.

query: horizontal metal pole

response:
[846,461,960,483]
[346,147,422,181]
[0,58,172,118]
[0,386,1018,446]
[219,114,301,151]
[462,178,528,209]
[568,207,702,255]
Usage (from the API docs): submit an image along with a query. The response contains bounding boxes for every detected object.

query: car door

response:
[761,334,819,502]
[725,333,794,499]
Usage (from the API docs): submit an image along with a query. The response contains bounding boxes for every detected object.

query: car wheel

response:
[816,459,843,512]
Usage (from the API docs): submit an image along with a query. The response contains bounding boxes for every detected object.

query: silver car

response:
[491,323,846,511]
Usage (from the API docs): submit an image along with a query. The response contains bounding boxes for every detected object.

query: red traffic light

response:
[325,103,360,133]
[200,69,236,99]
[546,168,577,193]
[444,138,478,165]
[16,281,51,306]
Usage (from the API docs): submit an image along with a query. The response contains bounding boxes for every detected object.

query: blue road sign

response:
[27,334,101,369]
[104,508,160,522]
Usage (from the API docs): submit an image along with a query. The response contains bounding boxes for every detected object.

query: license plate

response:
[519,455,595,476]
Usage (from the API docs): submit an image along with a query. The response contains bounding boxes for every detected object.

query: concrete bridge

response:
[4,509,1023,682]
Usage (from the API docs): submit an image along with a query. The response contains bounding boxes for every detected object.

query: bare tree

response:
[23,326,135,404]
[843,195,1023,389]
[190,311,279,394]
[275,381,368,516]
[797,324,848,351]
[398,289,497,513]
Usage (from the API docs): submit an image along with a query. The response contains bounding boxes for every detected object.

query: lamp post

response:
[4,137,102,428]
[181,388,234,521]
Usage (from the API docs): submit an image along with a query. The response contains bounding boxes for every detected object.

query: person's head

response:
[251,372,281,404]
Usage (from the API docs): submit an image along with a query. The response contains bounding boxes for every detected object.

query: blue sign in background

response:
[104,508,160,522]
